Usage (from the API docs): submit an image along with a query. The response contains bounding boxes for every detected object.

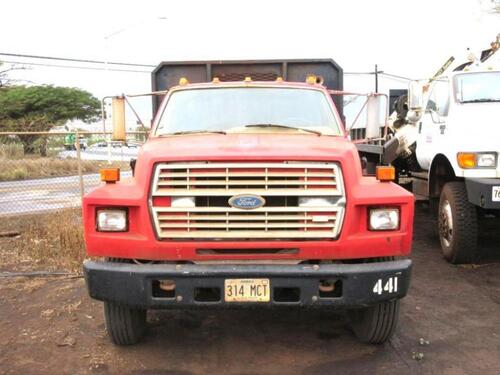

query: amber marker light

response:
[306,74,317,84]
[179,77,189,85]
[376,166,396,182]
[100,168,120,183]
[457,153,476,169]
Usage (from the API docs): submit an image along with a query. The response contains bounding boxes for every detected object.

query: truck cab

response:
[83,60,414,346]
[413,68,500,263]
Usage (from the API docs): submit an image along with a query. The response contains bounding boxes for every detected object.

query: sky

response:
[1,0,499,129]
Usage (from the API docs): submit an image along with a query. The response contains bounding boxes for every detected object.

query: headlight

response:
[369,208,399,231]
[477,153,497,168]
[457,152,497,169]
[298,197,335,207]
[97,209,128,232]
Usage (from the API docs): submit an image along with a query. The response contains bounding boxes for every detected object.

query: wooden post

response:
[75,130,85,200]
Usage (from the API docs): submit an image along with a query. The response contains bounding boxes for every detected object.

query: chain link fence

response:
[0,131,147,217]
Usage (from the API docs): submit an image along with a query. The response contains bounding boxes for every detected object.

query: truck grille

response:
[151,162,345,239]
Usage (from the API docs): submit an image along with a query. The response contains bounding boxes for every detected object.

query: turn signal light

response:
[457,153,476,169]
[376,166,395,182]
[100,168,120,183]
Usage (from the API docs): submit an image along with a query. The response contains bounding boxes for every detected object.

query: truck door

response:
[415,80,450,170]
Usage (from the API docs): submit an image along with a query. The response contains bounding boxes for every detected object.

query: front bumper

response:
[83,259,412,309]
[465,178,500,209]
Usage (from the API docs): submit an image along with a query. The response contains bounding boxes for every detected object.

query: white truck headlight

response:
[97,209,128,232]
[298,197,335,207]
[369,208,399,231]
[477,153,497,168]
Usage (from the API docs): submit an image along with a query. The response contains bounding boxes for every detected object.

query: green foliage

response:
[0,85,101,154]
[0,85,101,130]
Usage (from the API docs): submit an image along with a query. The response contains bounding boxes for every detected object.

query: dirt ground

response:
[1,204,499,375]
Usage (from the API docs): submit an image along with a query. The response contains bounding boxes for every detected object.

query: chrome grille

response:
[151,162,345,239]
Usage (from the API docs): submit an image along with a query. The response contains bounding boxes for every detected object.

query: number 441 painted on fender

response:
[373,277,398,295]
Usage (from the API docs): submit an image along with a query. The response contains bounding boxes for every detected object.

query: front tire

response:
[350,300,400,344]
[438,182,478,264]
[104,301,146,345]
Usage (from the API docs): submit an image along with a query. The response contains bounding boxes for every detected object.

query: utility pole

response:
[375,64,379,92]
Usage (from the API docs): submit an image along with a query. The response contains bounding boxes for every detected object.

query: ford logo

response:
[228,194,265,210]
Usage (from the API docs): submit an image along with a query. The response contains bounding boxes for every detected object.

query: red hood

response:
[139,133,356,162]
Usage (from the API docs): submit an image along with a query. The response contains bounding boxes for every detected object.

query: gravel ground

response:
[0,204,499,375]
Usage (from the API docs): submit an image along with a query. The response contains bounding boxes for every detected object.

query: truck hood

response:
[140,133,356,161]
[447,102,500,150]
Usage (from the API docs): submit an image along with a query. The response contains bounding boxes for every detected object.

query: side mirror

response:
[408,81,423,111]
[112,96,126,142]
[366,94,386,139]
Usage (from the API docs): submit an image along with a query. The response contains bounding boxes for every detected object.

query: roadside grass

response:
[0,156,129,182]
[0,209,86,273]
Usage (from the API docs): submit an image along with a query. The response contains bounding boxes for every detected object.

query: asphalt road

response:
[0,171,132,216]
[0,205,499,374]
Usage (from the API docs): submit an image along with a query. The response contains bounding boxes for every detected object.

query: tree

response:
[0,62,28,87]
[0,85,101,155]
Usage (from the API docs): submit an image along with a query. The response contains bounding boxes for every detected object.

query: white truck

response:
[354,36,500,264]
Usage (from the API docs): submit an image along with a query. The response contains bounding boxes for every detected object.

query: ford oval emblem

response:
[228,194,266,210]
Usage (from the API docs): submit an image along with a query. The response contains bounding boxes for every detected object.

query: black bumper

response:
[466,178,500,209]
[84,259,412,309]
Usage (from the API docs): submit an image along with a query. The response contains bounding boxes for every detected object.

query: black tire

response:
[350,299,400,344]
[103,257,147,345]
[438,182,478,264]
[104,301,146,346]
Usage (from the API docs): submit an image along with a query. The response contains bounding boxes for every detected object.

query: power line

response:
[345,71,413,81]
[0,52,156,68]
[1,60,151,74]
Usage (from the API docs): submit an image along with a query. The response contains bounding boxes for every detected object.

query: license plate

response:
[224,278,270,302]
[493,186,500,202]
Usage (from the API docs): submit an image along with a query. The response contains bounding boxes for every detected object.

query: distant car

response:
[90,141,123,148]
[89,141,141,149]
[125,141,142,148]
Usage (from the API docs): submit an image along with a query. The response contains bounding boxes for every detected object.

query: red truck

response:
[83,60,414,345]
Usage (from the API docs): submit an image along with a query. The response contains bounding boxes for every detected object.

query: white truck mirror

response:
[407,81,424,123]
[366,94,385,139]
[408,81,423,110]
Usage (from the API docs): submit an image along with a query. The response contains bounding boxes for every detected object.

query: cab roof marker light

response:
[179,77,189,85]
[306,74,317,84]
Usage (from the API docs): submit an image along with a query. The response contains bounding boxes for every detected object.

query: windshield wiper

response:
[461,98,500,103]
[243,124,322,136]
[161,130,227,136]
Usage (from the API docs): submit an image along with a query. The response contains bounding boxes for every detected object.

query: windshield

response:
[155,87,342,136]
[454,72,500,103]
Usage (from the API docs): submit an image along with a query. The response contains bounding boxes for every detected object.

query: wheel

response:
[438,182,478,264]
[103,257,147,345]
[350,300,400,344]
[104,301,146,345]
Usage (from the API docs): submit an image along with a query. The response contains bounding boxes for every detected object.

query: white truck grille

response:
[150,162,345,239]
